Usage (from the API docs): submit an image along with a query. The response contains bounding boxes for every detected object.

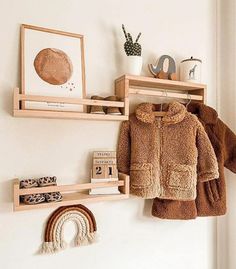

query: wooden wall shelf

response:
[13,173,129,211]
[13,88,128,121]
[13,75,206,121]
[115,75,206,116]
[116,74,207,91]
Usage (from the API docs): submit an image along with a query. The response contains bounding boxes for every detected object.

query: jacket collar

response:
[135,102,187,124]
[187,102,218,125]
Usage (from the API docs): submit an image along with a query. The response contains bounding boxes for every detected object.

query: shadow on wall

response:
[133,197,163,222]
[143,199,154,217]
[1,86,15,116]
[84,150,94,180]
[1,26,20,116]
[0,179,13,213]
[111,25,124,76]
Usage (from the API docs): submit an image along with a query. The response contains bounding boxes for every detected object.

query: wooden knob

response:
[157,70,168,80]
[169,73,178,81]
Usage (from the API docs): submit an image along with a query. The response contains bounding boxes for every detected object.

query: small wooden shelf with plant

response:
[13,173,129,211]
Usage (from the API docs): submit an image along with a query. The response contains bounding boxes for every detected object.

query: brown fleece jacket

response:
[152,102,236,219]
[117,102,219,200]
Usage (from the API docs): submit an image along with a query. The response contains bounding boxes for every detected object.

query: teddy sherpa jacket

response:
[152,102,236,219]
[117,102,219,200]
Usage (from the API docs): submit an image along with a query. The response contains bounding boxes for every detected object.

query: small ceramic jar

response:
[180,56,202,83]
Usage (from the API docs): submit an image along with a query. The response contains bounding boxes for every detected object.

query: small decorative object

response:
[20,178,44,205]
[40,205,97,254]
[148,55,177,80]
[180,56,202,83]
[105,96,121,115]
[22,193,45,205]
[122,24,142,75]
[20,179,38,189]
[20,176,63,204]
[90,95,105,114]
[92,151,118,179]
[38,176,57,187]
[90,151,119,195]
[44,192,63,203]
[21,24,86,111]
[89,95,121,115]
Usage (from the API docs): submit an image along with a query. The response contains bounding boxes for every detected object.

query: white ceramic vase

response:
[126,55,143,75]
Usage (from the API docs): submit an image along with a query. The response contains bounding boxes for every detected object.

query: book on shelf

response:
[89,177,120,195]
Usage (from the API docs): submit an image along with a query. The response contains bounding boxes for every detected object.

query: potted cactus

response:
[122,24,142,75]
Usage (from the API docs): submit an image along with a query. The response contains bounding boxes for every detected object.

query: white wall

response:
[217,0,236,268]
[0,1,217,269]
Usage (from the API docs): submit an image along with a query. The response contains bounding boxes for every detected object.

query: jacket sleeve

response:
[218,119,236,172]
[196,120,219,182]
[117,121,131,175]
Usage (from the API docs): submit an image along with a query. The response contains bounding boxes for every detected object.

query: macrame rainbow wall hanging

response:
[40,205,97,254]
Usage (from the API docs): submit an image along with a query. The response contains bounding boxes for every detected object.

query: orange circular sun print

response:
[34,48,73,85]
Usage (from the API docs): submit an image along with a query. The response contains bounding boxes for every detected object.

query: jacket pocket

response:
[130,163,153,188]
[168,164,196,191]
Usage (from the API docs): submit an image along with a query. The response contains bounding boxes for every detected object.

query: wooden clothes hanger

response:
[186,93,192,108]
[153,92,192,117]
[153,90,168,117]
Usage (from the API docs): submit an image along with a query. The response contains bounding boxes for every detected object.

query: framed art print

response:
[21,24,86,111]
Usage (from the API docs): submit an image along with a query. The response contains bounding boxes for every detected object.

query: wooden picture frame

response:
[20,24,86,111]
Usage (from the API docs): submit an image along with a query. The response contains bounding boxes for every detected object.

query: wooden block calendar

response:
[92,151,118,179]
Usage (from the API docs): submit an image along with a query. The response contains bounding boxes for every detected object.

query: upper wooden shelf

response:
[115,75,206,117]
[13,173,129,211]
[115,75,206,91]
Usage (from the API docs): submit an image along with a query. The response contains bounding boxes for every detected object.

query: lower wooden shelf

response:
[13,173,129,211]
